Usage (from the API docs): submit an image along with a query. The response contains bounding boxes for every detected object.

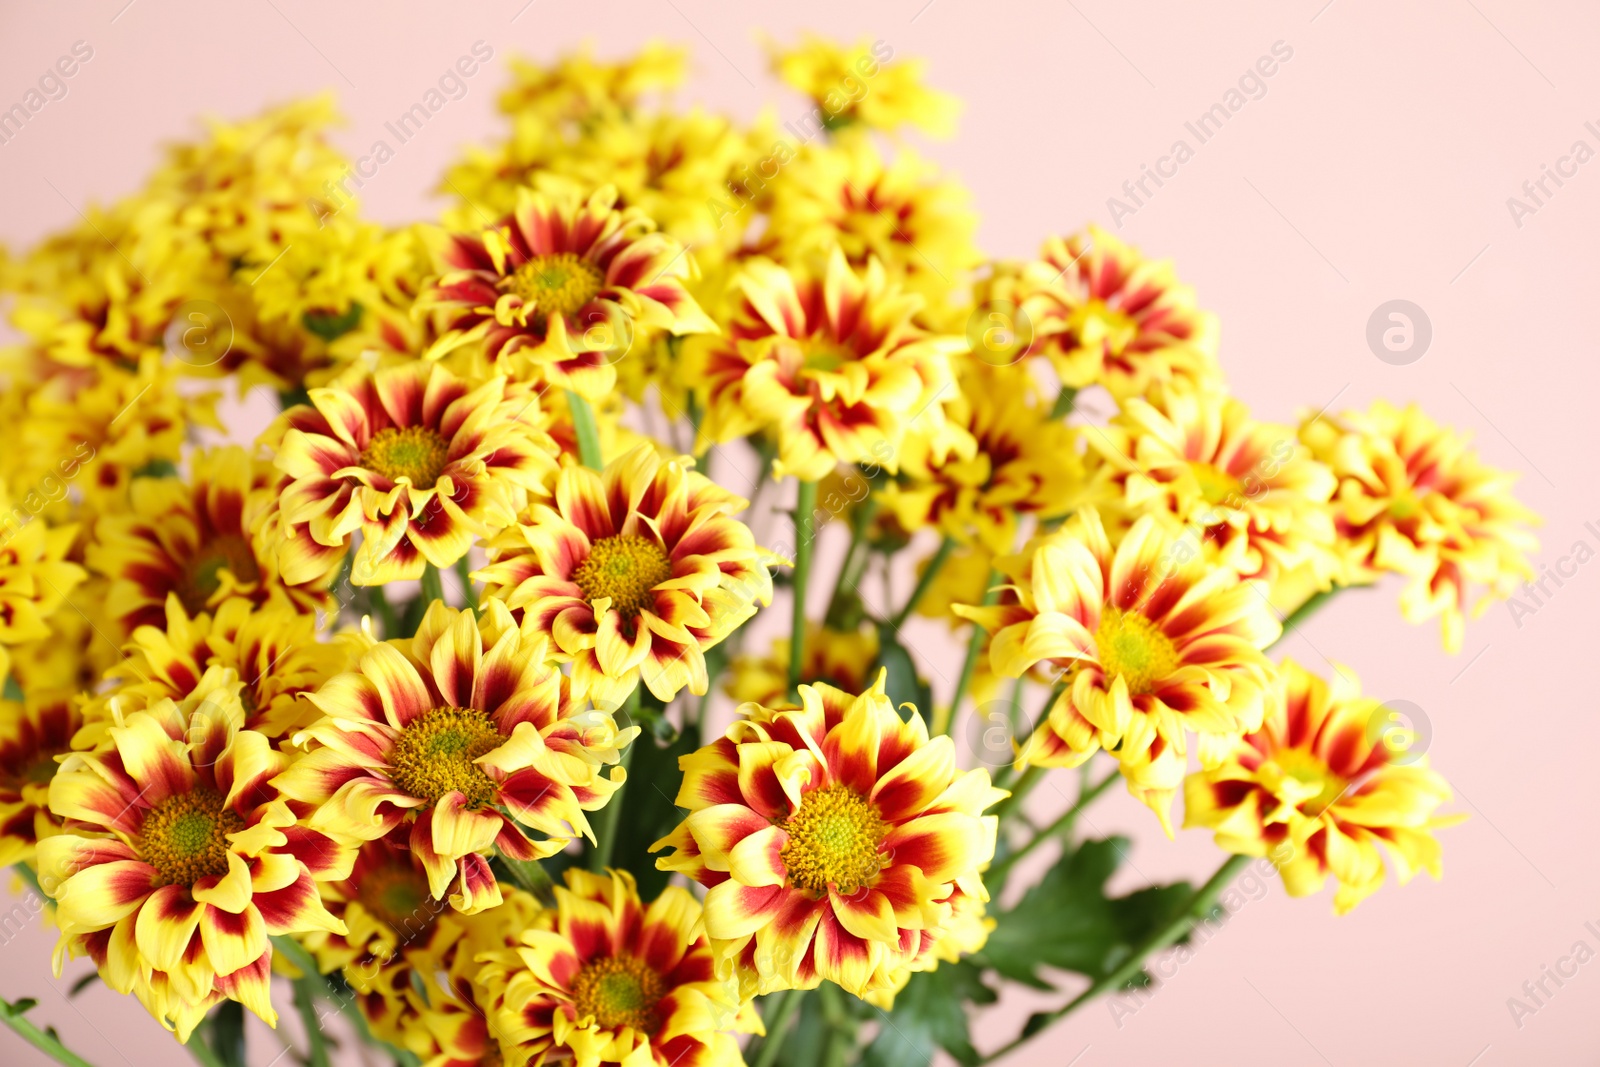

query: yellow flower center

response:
[779,783,889,896]
[1069,299,1140,354]
[569,955,665,1034]
[181,534,261,615]
[138,788,245,887]
[1385,492,1422,521]
[1268,748,1349,817]
[360,426,451,487]
[1095,608,1179,696]
[388,707,502,808]
[1190,462,1242,508]
[508,253,603,318]
[572,534,673,616]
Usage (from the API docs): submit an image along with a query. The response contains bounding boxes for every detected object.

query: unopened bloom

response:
[955,508,1280,830]
[653,675,1004,997]
[275,602,635,913]
[476,445,774,708]
[1184,659,1458,913]
[477,868,758,1067]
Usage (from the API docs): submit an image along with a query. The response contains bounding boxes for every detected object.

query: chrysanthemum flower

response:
[475,445,774,708]
[1184,659,1458,913]
[92,594,361,743]
[880,363,1091,554]
[266,362,559,585]
[765,139,979,318]
[652,674,1005,997]
[497,44,688,127]
[954,508,1280,830]
[39,694,352,1039]
[87,446,330,638]
[981,226,1221,399]
[1090,382,1338,587]
[0,484,87,685]
[275,601,636,913]
[476,868,759,1067]
[420,185,714,399]
[0,691,81,867]
[684,249,966,482]
[725,621,880,708]
[767,35,961,137]
[1301,401,1538,653]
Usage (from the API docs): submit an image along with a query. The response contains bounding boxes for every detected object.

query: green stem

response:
[986,766,1120,888]
[589,688,640,872]
[1049,386,1079,420]
[817,984,855,1067]
[990,764,1044,824]
[420,563,445,609]
[290,979,331,1067]
[824,493,879,626]
[454,557,478,611]
[787,479,820,699]
[982,853,1252,1062]
[936,567,1002,737]
[499,854,557,905]
[0,998,98,1067]
[566,390,605,470]
[366,584,399,640]
[183,1031,227,1067]
[1271,586,1349,646]
[749,989,804,1067]
[890,535,956,630]
[270,937,421,1067]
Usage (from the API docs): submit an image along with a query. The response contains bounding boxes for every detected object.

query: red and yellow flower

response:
[420,185,714,399]
[1184,659,1458,913]
[955,508,1280,830]
[1301,401,1538,653]
[725,621,880,708]
[685,249,966,482]
[981,226,1221,399]
[1090,382,1338,587]
[652,675,1004,997]
[274,601,636,913]
[0,691,82,867]
[476,868,759,1067]
[767,35,961,137]
[266,361,559,586]
[0,483,87,685]
[476,445,774,708]
[39,693,352,1039]
[87,446,330,638]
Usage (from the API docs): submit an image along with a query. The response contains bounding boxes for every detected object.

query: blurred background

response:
[1,1,1597,1063]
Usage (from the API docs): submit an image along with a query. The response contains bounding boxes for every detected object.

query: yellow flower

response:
[652,674,1004,998]
[767,35,960,137]
[1090,382,1338,587]
[1184,659,1459,913]
[476,445,774,708]
[725,621,880,708]
[766,138,979,318]
[955,508,1280,831]
[1301,401,1538,653]
[275,601,636,912]
[88,446,331,638]
[0,480,88,686]
[265,361,559,585]
[40,695,353,1039]
[476,868,760,1067]
[980,226,1221,399]
[497,44,688,126]
[880,363,1091,554]
[685,248,965,482]
[419,185,715,399]
[92,594,361,744]
[0,690,81,867]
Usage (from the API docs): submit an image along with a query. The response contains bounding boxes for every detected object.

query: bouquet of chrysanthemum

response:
[0,35,1538,1067]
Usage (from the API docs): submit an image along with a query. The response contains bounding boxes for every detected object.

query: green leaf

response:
[131,459,179,479]
[302,302,364,342]
[207,1000,246,1067]
[601,722,699,900]
[862,961,995,1067]
[979,837,1193,990]
[873,622,932,723]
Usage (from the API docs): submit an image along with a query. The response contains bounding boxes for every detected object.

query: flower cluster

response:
[0,34,1538,1067]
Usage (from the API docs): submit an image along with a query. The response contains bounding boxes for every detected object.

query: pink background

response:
[3,1,1598,1064]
